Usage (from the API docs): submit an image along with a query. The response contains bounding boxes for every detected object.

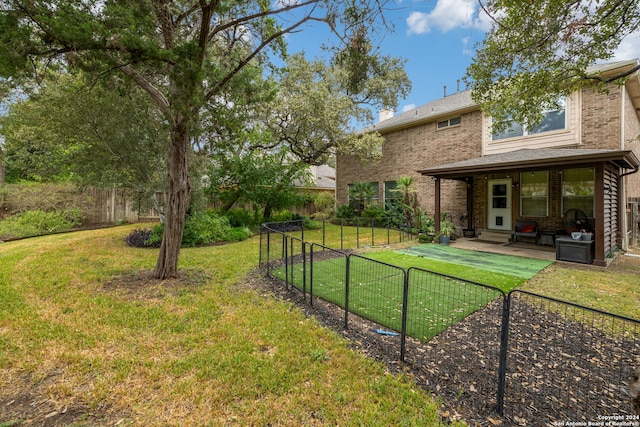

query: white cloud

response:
[611,32,640,62]
[402,104,417,112]
[406,0,490,35]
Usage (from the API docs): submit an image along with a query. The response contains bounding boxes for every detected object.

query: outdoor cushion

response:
[520,224,536,233]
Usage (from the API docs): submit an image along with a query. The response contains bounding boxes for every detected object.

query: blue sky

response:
[281,0,640,117]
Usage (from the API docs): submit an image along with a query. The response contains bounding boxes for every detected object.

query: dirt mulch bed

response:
[252,274,640,427]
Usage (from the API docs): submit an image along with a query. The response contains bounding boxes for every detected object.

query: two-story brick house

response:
[336,59,640,266]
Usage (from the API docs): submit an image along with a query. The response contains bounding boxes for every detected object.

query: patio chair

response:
[514,220,539,244]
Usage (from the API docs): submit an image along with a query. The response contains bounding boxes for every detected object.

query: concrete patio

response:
[449,237,557,262]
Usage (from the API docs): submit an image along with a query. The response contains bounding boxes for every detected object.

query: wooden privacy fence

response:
[81,188,160,224]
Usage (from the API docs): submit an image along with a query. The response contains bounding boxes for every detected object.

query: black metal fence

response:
[259,222,640,423]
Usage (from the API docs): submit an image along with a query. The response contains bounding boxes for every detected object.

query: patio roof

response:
[418,148,640,180]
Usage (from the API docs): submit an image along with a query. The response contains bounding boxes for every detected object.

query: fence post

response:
[259,226,264,268]
[284,235,289,288]
[344,255,350,329]
[302,241,307,301]
[400,268,410,362]
[496,293,511,416]
[266,230,271,276]
[289,237,295,286]
[309,244,314,307]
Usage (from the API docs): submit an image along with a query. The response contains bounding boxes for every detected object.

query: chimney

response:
[378,109,394,122]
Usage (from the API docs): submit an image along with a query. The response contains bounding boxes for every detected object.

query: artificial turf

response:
[271,245,552,342]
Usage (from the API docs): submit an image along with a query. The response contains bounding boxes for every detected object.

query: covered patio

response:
[449,236,557,262]
[419,148,640,267]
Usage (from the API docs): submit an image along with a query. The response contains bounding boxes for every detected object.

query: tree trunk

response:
[263,203,273,220]
[153,123,191,279]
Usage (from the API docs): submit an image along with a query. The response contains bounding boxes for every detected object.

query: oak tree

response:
[0,0,399,278]
[466,0,640,131]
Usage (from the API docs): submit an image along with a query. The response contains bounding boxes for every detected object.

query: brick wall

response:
[336,110,483,220]
[581,86,622,149]
[337,84,640,230]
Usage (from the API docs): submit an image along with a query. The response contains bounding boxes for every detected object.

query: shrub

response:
[225,208,253,227]
[303,218,322,230]
[335,204,355,219]
[124,228,154,248]
[225,227,253,242]
[313,192,335,218]
[126,210,252,248]
[360,204,386,220]
[181,211,232,247]
[0,209,84,239]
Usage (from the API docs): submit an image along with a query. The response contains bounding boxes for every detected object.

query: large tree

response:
[1,74,167,199]
[0,0,399,278]
[466,0,640,131]
[203,52,409,219]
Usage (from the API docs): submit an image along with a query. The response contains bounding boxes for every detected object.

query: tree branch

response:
[114,61,173,125]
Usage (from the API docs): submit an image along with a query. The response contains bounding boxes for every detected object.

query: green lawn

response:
[0,225,455,426]
[285,222,410,249]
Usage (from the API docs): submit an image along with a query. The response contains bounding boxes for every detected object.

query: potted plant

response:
[438,220,455,245]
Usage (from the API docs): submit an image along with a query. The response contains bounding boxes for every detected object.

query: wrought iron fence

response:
[259,222,640,423]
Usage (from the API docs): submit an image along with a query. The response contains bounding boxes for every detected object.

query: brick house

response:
[336,59,640,266]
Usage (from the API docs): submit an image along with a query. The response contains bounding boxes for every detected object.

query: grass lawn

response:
[285,222,410,250]
[0,225,456,426]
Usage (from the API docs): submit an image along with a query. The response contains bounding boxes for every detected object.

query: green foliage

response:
[130,211,253,248]
[335,204,356,219]
[0,0,411,277]
[348,181,376,213]
[438,220,456,238]
[465,0,639,131]
[360,204,386,219]
[267,210,303,223]
[312,192,336,219]
[271,54,409,164]
[0,183,95,218]
[206,148,312,220]
[389,176,420,229]
[0,73,167,192]
[0,209,83,239]
[224,208,254,228]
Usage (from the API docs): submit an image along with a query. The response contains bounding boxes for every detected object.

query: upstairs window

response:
[520,171,548,217]
[437,116,461,129]
[492,98,566,141]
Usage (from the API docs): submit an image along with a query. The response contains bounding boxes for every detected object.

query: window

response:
[348,182,379,210]
[492,98,566,140]
[562,168,594,217]
[437,116,461,129]
[384,181,398,209]
[520,171,548,216]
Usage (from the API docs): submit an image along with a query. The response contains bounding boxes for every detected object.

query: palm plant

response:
[348,182,376,214]
[392,176,420,228]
